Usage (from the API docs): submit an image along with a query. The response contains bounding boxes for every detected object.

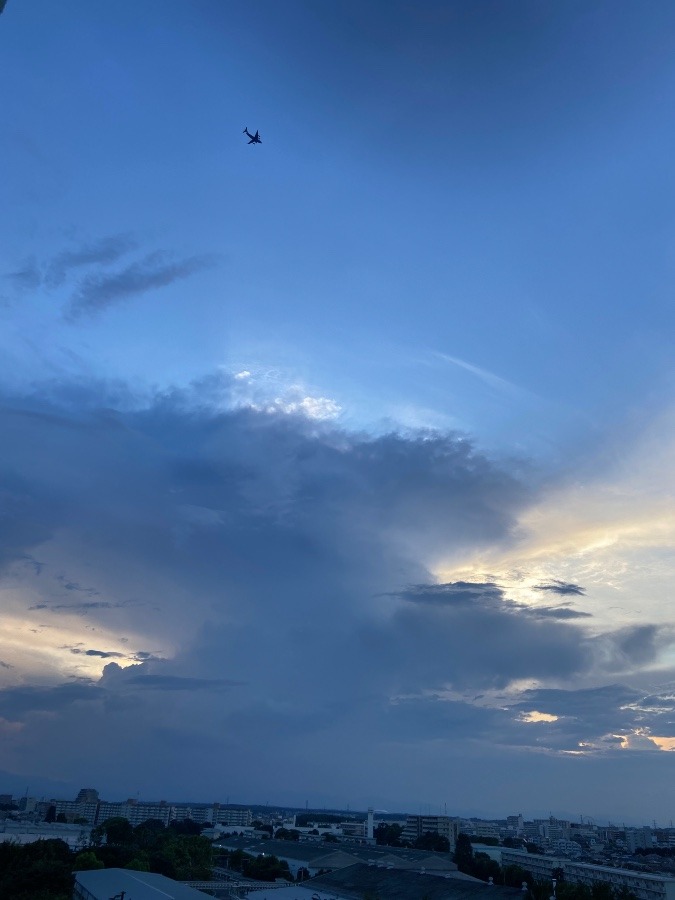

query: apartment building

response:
[401,815,459,847]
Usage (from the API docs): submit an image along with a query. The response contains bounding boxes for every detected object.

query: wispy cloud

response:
[534,580,586,596]
[3,258,41,294]
[45,234,136,288]
[431,350,533,399]
[2,236,217,319]
[66,252,217,320]
[69,648,126,659]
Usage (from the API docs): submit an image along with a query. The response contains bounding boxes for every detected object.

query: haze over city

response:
[1,1,674,823]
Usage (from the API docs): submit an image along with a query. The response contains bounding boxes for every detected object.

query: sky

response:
[0,0,674,824]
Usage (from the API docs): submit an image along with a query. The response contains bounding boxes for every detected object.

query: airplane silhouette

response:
[243,127,261,144]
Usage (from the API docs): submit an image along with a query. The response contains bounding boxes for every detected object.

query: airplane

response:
[243,127,262,144]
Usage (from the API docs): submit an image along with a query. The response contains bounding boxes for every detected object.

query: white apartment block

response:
[211,807,252,827]
[501,848,675,900]
[95,800,174,827]
[564,861,675,900]
[53,798,99,825]
[401,815,460,847]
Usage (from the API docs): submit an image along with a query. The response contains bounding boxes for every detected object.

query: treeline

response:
[295,812,349,827]
[0,817,214,900]
[88,816,213,878]
[374,823,449,852]
[218,847,294,881]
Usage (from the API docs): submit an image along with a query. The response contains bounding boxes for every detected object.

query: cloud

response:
[533,580,586,596]
[65,252,217,319]
[0,374,671,812]
[2,237,217,319]
[432,350,534,400]
[45,234,136,288]
[530,606,592,620]
[3,258,41,293]
[28,601,130,614]
[56,576,99,596]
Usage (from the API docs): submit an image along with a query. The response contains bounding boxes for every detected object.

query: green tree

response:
[275,827,300,841]
[94,816,134,847]
[126,853,151,871]
[454,833,474,873]
[414,832,450,853]
[503,864,532,888]
[72,850,104,871]
[374,823,403,847]
[169,818,202,836]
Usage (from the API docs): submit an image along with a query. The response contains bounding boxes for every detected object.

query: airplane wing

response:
[0,1,8,14]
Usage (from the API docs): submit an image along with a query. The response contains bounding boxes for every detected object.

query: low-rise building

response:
[73,867,209,899]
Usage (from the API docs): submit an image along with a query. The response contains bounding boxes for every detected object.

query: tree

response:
[169,818,202,836]
[472,852,502,884]
[503,864,532,888]
[96,816,134,847]
[275,827,300,841]
[374,823,403,847]
[72,851,103,871]
[454,833,474,873]
[415,832,450,853]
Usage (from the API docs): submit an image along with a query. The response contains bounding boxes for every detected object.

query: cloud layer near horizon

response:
[0,376,673,815]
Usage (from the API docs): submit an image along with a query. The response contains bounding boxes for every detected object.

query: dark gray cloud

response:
[378,582,593,693]
[69,648,126,659]
[45,234,136,288]
[56,576,99,596]
[0,375,669,811]
[600,624,674,672]
[530,606,592,620]
[4,258,41,293]
[394,581,591,620]
[66,252,217,319]
[533,579,586,596]
[2,237,217,319]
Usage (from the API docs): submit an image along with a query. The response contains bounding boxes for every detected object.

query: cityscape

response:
[2,786,675,899]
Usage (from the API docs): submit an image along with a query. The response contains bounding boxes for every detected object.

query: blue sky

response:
[1,0,675,821]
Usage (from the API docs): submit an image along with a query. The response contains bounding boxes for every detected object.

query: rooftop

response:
[306,864,524,900]
[74,868,210,899]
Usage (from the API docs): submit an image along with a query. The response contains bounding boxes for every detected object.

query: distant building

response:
[501,848,675,900]
[95,799,174,827]
[563,861,675,900]
[507,815,524,835]
[401,815,459,848]
[212,806,253,827]
[0,820,90,849]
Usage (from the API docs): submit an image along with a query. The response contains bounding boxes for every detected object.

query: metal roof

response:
[74,867,211,899]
